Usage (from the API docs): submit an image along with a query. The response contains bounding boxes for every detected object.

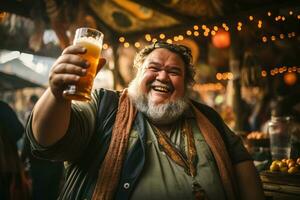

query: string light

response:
[215,72,234,80]
[111,9,298,49]
[166,39,172,44]
[258,20,262,28]
[119,37,125,42]
[228,72,233,80]
[214,66,299,80]
[216,73,222,80]
[134,42,141,48]
[145,34,151,41]
[237,21,242,31]
[193,83,224,92]
[279,34,284,39]
[159,33,165,39]
[279,67,284,73]
[271,35,276,41]
[103,43,109,50]
[276,16,282,21]
[186,30,192,35]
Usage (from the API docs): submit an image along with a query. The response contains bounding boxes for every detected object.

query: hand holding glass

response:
[63,28,104,101]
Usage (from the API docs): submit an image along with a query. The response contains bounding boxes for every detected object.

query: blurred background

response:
[1,0,299,129]
[0,0,300,198]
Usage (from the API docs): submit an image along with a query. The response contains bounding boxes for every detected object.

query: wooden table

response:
[260,171,300,200]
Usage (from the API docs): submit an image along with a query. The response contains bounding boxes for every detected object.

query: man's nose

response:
[156,70,169,82]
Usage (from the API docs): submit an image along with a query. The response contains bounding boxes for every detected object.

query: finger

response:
[53,54,90,70]
[50,74,80,88]
[61,44,87,55]
[96,58,107,73]
[52,63,87,76]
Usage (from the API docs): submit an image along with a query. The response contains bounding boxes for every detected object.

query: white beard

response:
[128,77,189,125]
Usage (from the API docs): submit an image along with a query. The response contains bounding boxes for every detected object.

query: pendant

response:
[192,182,206,200]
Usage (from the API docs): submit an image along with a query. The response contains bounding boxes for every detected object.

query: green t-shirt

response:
[129,119,226,200]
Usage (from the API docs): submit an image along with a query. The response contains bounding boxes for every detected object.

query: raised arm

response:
[31,45,105,146]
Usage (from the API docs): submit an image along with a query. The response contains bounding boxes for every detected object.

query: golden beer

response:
[64,28,103,101]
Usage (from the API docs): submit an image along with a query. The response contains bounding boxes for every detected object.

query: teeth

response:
[153,86,169,92]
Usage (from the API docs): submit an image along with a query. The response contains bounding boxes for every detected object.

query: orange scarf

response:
[92,91,238,200]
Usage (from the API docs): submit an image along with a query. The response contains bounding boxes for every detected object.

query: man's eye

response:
[148,66,160,72]
[167,70,181,76]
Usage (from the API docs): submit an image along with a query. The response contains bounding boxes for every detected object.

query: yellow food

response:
[278,161,287,168]
[269,158,300,174]
[280,166,288,173]
[270,164,279,172]
[288,161,295,168]
[288,166,299,174]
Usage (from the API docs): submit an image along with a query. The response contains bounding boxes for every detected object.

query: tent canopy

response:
[0,71,43,91]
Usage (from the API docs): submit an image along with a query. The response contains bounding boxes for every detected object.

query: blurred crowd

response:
[0,95,64,200]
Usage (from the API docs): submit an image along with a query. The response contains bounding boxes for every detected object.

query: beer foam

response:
[74,36,103,49]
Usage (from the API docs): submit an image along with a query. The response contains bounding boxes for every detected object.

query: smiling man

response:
[26,41,265,200]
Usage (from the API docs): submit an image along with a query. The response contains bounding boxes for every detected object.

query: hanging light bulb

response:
[124,42,130,48]
[186,30,192,35]
[134,42,141,48]
[119,37,125,42]
[166,39,172,44]
[159,34,166,39]
[212,29,230,48]
[103,43,109,50]
[284,72,297,85]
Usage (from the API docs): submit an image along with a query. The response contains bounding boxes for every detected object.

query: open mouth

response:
[151,84,173,93]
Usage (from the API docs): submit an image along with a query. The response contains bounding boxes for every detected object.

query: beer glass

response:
[63,27,104,101]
